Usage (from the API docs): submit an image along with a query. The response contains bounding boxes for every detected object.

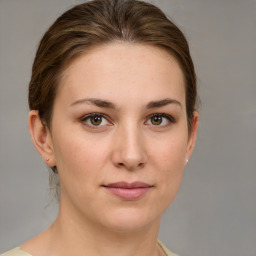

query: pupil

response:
[91,116,102,125]
[152,116,162,125]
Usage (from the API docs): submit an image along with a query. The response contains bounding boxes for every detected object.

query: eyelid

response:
[150,113,175,122]
[81,112,113,127]
[80,112,175,129]
[145,113,176,126]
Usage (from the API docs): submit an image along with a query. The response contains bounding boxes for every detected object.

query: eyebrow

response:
[146,98,182,109]
[70,98,115,108]
[70,97,182,109]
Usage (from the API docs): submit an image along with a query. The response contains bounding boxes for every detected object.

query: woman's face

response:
[36,43,198,232]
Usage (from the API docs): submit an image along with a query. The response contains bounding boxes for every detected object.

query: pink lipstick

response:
[102,181,153,200]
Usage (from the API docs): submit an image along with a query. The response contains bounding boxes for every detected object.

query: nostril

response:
[138,162,144,168]
[116,161,145,170]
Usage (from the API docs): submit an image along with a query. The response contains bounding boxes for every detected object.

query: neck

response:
[46,205,162,256]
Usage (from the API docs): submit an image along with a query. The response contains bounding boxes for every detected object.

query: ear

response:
[28,110,56,167]
[185,111,199,164]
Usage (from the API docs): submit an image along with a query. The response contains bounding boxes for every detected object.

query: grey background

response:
[0,0,255,255]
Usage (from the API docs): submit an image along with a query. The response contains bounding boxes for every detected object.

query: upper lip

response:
[103,181,153,188]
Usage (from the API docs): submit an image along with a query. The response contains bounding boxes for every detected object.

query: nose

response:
[111,125,148,171]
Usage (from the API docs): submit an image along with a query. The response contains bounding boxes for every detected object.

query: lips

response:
[102,181,153,200]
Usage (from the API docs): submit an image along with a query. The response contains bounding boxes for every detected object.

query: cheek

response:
[150,134,187,170]
[51,129,112,187]
[51,133,108,205]
[148,131,188,195]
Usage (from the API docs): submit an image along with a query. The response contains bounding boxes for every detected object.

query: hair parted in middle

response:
[29,0,197,133]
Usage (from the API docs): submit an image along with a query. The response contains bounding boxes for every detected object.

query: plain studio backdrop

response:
[0,0,255,255]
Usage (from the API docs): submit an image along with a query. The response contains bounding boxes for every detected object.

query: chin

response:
[100,207,161,233]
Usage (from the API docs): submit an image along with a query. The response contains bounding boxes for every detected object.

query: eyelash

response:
[80,112,175,128]
[146,113,176,127]
[81,113,111,128]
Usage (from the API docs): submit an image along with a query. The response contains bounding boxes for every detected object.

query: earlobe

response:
[28,110,56,167]
[186,111,199,162]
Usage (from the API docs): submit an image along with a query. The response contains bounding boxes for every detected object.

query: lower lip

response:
[103,187,151,200]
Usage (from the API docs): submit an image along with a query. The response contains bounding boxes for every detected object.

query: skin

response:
[25,43,198,256]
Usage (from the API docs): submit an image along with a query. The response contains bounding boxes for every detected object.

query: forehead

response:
[58,42,186,106]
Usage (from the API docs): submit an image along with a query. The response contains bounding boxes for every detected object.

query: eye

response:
[81,113,111,127]
[145,113,175,126]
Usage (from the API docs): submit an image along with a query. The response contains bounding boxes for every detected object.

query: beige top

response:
[0,248,32,256]
[1,241,178,256]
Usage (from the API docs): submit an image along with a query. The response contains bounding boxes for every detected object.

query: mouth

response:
[102,181,153,200]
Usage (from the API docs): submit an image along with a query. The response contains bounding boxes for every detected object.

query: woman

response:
[2,0,198,255]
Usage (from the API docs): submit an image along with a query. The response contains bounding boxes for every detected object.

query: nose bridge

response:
[112,121,147,170]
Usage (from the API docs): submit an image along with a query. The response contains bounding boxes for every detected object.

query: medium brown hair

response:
[29,0,198,176]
